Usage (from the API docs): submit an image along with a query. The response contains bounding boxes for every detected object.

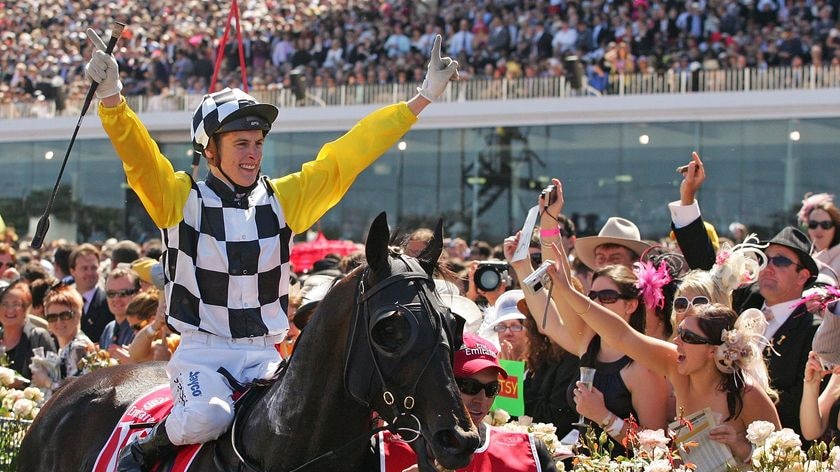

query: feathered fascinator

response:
[633,260,672,310]
[798,193,834,224]
[714,308,773,393]
[710,234,767,294]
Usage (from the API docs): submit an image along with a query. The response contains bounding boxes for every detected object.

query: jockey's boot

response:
[117,419,177,472]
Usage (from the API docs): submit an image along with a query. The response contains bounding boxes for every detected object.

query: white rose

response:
[746,420,776,445]
[644,459,673,472]
[0,367,16,386]
[12,398,34,418]
[23,386,44,403]
[637,429,670,453]
[518,415,533,427]
[769,428,802,450]
[492,409,511,426]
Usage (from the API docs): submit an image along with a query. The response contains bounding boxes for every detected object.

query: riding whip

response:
[30,21,126,249]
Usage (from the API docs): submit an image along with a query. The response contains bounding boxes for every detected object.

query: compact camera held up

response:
[522,261,553,292]
[541,184,558,207]
[474,261,512,292]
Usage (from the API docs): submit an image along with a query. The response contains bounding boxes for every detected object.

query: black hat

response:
[763,226,818,286]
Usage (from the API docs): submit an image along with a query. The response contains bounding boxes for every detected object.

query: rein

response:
[228,260,452,472]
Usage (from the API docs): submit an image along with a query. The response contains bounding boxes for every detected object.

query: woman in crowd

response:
[32,284,93,389]
[520,300,580,440]
[504,231,669,455]
[800,351,840,441]
[489,289,529,362]
[0,281,55,382]
[545,237,781,463]
[799,193,840,277]
[128,290,178,363]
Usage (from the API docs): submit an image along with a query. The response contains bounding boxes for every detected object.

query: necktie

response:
[762,306,775,322]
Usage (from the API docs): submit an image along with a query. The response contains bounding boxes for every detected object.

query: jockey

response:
[84,28,458,472]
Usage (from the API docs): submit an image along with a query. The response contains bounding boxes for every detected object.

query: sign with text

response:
[491,359,525,416]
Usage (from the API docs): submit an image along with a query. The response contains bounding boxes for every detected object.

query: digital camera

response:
[474,261,511,292]
[522,261,552,292]
[541,184,557,206]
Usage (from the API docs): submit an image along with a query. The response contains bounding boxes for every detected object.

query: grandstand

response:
[1,0,839,243]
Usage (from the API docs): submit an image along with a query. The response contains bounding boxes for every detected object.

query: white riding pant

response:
[164,331,284,445]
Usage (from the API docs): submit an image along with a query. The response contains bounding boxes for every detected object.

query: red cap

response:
[454,334,508,379]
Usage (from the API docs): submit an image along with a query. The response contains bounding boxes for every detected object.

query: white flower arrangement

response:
[0,367,45,421]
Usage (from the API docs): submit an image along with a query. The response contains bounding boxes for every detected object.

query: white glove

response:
[417,34,459,102]
[84,28,123,99]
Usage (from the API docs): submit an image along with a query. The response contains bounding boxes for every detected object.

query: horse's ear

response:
[416,219,443,276]
[365,212,390,272]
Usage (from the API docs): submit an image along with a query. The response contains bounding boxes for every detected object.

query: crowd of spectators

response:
[2,0,840,112]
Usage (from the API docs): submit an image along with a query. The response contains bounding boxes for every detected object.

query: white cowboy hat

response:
[574,217,652,270]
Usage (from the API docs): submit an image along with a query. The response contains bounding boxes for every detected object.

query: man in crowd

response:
[670,152,819,436]
[70,243,113,341]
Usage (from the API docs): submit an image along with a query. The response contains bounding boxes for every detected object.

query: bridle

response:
[344,255,460,437]
[230,256,461,472]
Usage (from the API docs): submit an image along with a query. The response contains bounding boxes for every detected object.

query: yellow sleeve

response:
[271,102,417,234]
[98,98,192,228]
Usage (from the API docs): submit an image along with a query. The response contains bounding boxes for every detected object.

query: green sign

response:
[491,359,525,416]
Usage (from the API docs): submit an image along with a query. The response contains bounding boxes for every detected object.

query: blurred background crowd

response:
[3,0,840,111]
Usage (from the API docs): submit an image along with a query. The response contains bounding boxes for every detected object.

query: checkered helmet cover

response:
[191,87,279,154]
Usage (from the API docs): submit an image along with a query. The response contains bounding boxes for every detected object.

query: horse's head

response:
[344,212,479,471]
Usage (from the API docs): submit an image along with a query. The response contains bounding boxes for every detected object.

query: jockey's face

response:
[207,130,264,187]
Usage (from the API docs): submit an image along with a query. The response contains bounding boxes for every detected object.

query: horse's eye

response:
[370,311,411,355]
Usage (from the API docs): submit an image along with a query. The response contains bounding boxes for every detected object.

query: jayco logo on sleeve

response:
[187,371,202,397]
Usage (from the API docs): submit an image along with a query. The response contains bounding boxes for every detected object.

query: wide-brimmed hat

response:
[488,289,526,328]
[454,333,508,379]
[762,226,818,286]
[575,217,652,270]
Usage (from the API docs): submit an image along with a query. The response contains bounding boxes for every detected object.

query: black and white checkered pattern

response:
[162,176,293,338]
[191,88,261,153]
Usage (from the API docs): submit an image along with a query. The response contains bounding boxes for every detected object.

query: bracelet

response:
[539,227,562,238]
[607,417,625,438]
[600,412,624,438]
[575,300,592,316]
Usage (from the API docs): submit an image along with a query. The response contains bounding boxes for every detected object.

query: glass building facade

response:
[1,115,836,245]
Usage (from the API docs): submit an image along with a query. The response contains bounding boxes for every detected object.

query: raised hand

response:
[539,178,565,224]
[84,28,122,99]
[677,151,705,205]
[417,34,459,102]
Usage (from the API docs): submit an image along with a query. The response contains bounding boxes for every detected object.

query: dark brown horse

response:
[18,213,479,471]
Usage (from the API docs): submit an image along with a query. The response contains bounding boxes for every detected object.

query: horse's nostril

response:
[434,428,479,455]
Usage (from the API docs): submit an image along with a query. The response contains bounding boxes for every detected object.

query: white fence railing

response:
[3,65,839,120]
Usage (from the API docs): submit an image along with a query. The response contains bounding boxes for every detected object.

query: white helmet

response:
[190,87,278,156]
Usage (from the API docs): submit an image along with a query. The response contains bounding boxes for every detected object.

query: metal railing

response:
[3,65,839,120]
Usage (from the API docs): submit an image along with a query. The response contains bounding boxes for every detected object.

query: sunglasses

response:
[131,321,148,332]
[493,324,525,333]
[456,377,501,397]
[808,220,834,230]
[1,262,15,268]
[766,255,804,270]
[676,326,716,345]
[673,296,710,313]
[587,289,627,304]
[45,310,75,323]
[106,288,139,299]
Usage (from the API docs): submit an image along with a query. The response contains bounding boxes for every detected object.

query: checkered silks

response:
[162,177,293,338]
